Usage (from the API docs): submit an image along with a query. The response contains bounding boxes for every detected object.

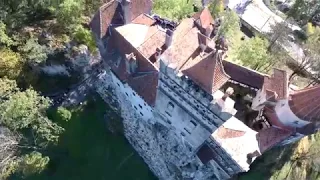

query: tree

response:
[0,0,57,29]
[234,36,272,72]
[287,0,320,25]
[153,0,194,21]
[17,151,49,177]
[18,38,47,65]
[0,87,64,147]
[56,107,72,122]
[208,0,224,17]
[0,21,14,47]
[0,48,23,79]
[217,10,241,43]
[72,25,97,53]
[56,0,84,31]
[287,27,320,82]
[0,77,18,100]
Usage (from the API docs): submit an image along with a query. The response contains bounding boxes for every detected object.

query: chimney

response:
[125,53,137,74]
[198,33,208,53]
[154,47,162,62]
[222,87,234,101]
[165,29,173,48]
[122,0,131,24]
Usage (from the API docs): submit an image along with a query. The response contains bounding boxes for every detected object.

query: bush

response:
[72,25,97,53]
[56,107,72,122]
[153,0,194,21]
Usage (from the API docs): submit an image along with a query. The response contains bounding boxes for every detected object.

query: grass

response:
[27,94,156,180]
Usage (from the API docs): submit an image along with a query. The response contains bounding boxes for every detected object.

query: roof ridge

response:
[216,51,231,79]
[224,60,270,77]
[291,84,320,95]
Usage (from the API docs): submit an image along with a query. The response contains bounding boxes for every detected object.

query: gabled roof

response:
[263,69,288,100]
[193,7,214,30]
[289,84,320,122]
[222,60,265,89]
[256,126,292,153]
[89,0,153,39]
[90,1,123,38]
[127,72,159,106]
[212,117,260,171]
[181,51,230,93]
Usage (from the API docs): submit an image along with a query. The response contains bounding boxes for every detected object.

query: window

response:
[139,104,142,109]
[134,106,137,110]
[181,132,186,137]
[140,112,143,116]
[184,128,191,134]
[144,103,146,106]
[132,92,136,96]
[294,120,299,124]
[167,102,174,112]
[165,111,172,117]
[125,92,128,96]
[117,83,120,87]
[190,120,197,127]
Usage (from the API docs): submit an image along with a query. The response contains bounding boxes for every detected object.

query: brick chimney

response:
[121,0,131,24]
[165,29,173,48]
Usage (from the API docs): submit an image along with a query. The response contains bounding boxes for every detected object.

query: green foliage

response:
[218,10,241,38]
[19,38,47,65]
[0,48,23,79]
[0,87,64,146]
[287,0,320,25]
[234,36,272,72]
[56,107,72,122]
[209,0,224,17]
[306,22,315,36]
[0,77,18,99]
[0,21,14,47]
[153,0,194,21]
[73,25,97,53]
[56,0,84,31]
[18,152,49,177]
[2,152,49,178]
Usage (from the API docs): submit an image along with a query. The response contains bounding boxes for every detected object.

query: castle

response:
[89,1,320,179]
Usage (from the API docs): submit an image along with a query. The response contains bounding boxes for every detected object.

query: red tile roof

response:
[222,60,265,89]
[193,7,214,32]
[162,27,200,68]
[263,69,288,100]
[129,0,153,22]
[256,127,292,153]
[289,84,320,122]
[216,126,246,139]
[199,7,214,30]
[132,14,156,26]
[108,17,159,106]
[89,0,153,39]
[127,72,159,106]
[137,30,166,59]
[90,1,122,38]
[181,51,230,93]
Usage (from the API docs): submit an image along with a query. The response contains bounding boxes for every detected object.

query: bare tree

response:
[0,126,20,177]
